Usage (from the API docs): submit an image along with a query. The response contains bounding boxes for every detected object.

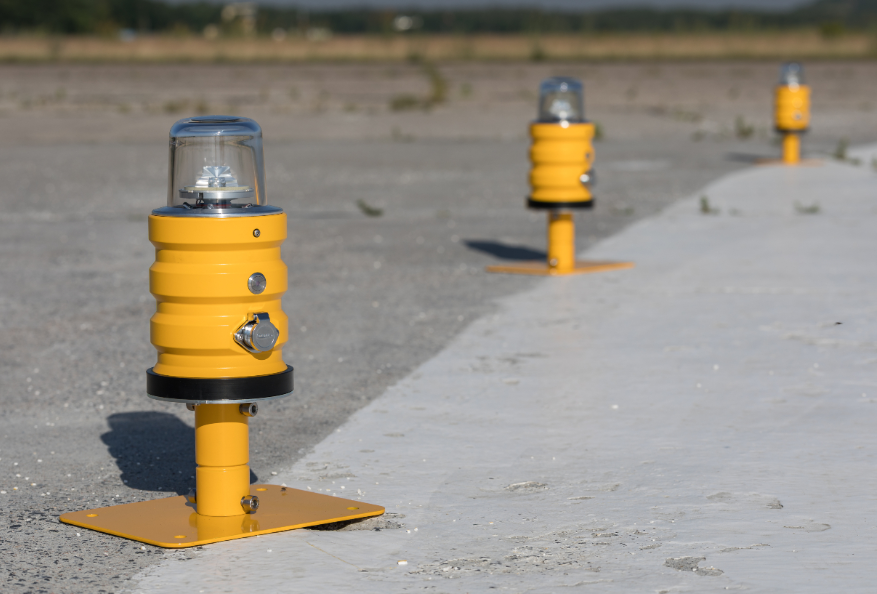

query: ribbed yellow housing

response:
[529,122,595,205]
[775,85,810,132]
[148,213,288,379]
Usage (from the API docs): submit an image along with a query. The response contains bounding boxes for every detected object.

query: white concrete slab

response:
[848,142,877,168]
[132,159,877,593]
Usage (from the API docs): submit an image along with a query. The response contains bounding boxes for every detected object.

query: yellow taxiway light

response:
[61,116,383,547]
[775,62,811,165]
[487,77,633,276]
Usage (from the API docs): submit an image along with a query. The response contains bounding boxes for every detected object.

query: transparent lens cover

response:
[538,77,584,123]
[779,62,805,87]
[166,116,266,212]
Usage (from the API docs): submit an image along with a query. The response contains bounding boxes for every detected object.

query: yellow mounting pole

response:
[547,212,575,273]
[194,404,251,517]
[782,133,801,165]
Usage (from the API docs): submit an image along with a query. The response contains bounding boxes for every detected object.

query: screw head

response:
[247,272,267,295]
[253,229,261,238]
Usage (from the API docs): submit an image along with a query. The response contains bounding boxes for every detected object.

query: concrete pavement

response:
[131,150,877,592]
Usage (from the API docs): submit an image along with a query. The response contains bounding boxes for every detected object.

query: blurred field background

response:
[3,31,874,62]
[2,0,877,62]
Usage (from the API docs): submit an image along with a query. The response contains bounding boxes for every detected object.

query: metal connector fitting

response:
[186,403,197,412]
[241,495,260,513]
[234,312,279,353]
[579,168,595,189]
[239,403,258,417]
[186,488,197,504]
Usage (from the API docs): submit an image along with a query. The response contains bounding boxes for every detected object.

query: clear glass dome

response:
[538,77,584,123]
[164,116,268,215]
[779,62,805,87]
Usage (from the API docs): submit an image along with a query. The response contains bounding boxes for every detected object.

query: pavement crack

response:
[305,541,363,571]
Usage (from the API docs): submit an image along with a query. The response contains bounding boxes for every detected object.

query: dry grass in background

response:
[0,31,874,63]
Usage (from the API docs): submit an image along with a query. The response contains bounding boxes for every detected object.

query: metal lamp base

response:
[60,485,384,548]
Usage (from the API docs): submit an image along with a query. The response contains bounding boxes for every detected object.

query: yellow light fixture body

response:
[775,84,811,133]
[61,115,383,547]
[148,213,289,380]
[528,121,595,210]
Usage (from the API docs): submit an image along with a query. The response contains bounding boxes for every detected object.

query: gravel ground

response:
[0,61,875,592]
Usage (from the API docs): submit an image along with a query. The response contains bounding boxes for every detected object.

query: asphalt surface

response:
[0,61,875,592]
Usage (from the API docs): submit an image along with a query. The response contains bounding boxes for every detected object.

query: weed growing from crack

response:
[700,195,720,215]
[794,201,820,215]
[356,199,384,217]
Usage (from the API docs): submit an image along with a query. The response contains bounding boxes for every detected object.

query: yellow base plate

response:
[755,158,823,166]
[59,485,384,548]
[486,260,634,276]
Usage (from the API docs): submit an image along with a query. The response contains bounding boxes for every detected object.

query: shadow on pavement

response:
[101,411,259,495]
[464,240,545,261]
[725,151,772,164]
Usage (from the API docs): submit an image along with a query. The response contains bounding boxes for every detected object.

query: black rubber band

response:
[146,365,293,403]
[775,127,808,134]
[527,198,595,210]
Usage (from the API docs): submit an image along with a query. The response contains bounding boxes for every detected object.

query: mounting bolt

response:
[253,229,261,238]
[241,495,260,513]
[186,403,196,412]
[240,403,258,417]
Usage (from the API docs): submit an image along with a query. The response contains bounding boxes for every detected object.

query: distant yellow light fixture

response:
[775,62,811,165]
[488,77,633,276]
